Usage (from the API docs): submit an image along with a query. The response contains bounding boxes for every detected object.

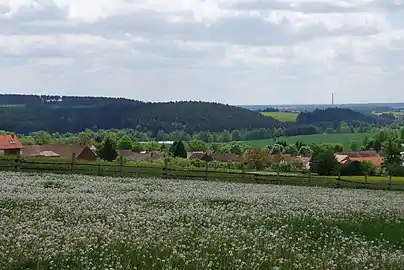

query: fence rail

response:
[0,157,404,191]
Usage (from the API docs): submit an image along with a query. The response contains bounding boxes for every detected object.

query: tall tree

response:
[117,135,134,150]
[187,140,207,152]
[244,148,270,170]
[98,137,118,162]
[169,140,187,158]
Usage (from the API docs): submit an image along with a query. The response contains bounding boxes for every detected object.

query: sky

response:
[1,0,404,105]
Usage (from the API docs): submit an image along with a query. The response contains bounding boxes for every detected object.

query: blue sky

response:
[1,0,404,105]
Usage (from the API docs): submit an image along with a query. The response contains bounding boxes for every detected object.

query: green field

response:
[242,132,373,149]
[260,111,299,122]
[2,172,404,269]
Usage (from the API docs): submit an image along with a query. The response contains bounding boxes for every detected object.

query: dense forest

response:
[296,108,393,126]
[0,94,397,136]
[0,95,282,134]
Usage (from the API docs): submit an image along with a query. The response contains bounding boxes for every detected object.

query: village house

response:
[335,151,383,167]
[0,134,23,156]
[23,144,97,161]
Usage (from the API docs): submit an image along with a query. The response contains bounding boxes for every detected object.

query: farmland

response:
[243,132,373,149]
[1,172,404,269]
[260,111,299,122]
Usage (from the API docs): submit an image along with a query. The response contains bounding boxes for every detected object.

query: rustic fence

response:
[0,156,403,191]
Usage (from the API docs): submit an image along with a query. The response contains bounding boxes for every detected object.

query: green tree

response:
[269,144,284,155]
[117,135,134,150]
[98,137,118,162]
[169,140,187,158]
[219,130,231,142]
[382,135,401,166]
[299,146,312,157]
[310,149,339,176]
[32,131,52,145]
[283,145,298,156]
[187,140,207,152]
[231,130,242,141]
[244,148,270,170]
[350,140,360,151]
[132,141,143,152]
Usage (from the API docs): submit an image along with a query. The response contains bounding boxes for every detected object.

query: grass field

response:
[243,132,373,149]
[260,111,299,122]
[1,172,404,269]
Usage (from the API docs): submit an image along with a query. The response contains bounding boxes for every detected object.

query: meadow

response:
[260,111,299,122]
[243,132,373,149]
[1,172,404,269]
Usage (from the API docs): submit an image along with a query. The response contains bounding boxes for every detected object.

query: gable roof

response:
[23,144,90,159]
[0,134,23,150]
[335,151,384,167]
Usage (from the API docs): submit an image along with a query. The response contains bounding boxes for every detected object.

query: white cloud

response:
[0,0,403,104]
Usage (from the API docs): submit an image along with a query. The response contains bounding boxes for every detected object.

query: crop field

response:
[260,111,299,122]
[243,132,373,149]
[1,172,404,269]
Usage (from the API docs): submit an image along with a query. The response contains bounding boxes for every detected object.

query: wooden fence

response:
[0,156,404,191]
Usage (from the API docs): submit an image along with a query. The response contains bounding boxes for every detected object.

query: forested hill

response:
[0,96,282,134]
[296,108,393,125]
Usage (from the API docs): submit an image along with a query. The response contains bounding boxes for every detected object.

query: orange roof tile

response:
[0,134,23,150]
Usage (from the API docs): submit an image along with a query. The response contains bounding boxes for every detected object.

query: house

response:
[23,144,97,161]
[298,156,311,170]
[334,151,383,167]
[0,134,23,156]
[187,152,205,160]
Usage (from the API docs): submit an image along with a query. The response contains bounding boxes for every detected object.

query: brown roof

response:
[336,151,379,158]
[0,134,23,150]
[350,156,384,167]
[23,144,89,159]
[335,151,384,167]
[187,152,205,159]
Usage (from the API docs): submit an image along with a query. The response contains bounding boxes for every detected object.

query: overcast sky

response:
[1,0,404,105]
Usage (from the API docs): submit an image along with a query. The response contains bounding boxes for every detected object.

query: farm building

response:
[334,151,383,167]
[0,134,23,156]
[23,144,97,161]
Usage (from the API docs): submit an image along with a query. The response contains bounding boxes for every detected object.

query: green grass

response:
[242,132,373,149]
[260,111,299,122]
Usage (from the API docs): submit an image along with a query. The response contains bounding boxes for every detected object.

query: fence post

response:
[70,153,76,173]
[97,163,101,176]
[205,161,209,181]
[164,158,168,178]
[308,172,312,184]
[365,173,368,184]
[276,170,280,183]
[242,164,245,179]
[120,156,124,177]
[388,175,392,189]
[337,172,341,187]
[14,157,21,172]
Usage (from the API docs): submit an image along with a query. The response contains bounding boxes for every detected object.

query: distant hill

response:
[296,108,392,125]
[0,95,282,134]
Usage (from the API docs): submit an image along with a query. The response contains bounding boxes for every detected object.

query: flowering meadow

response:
[1,172,404,269]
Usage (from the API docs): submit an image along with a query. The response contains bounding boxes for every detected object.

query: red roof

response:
[350,156,384,167]
[0,134,23,150]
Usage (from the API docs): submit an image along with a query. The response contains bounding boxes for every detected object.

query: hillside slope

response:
[0,96,282,134]
[296,108,392,125]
